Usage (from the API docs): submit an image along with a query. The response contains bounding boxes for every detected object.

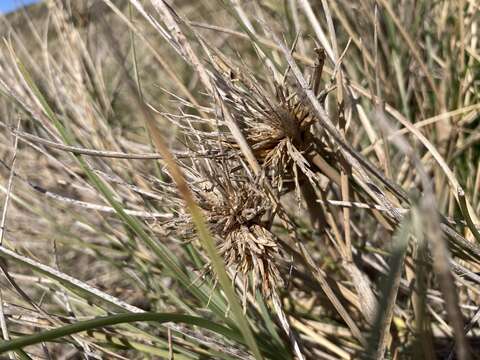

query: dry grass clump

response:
[0,1,479,360]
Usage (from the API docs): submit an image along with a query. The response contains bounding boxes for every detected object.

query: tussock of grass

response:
[0,0,479,359]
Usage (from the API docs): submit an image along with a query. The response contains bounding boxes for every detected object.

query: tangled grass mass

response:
[0,0,479,359]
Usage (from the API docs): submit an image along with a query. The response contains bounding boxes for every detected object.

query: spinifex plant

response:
[0,0,479,359]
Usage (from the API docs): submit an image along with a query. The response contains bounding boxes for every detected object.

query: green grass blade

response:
[0,313,242,354]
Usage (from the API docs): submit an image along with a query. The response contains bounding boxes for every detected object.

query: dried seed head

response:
[159,164,283,298]
[201,180,283,297]
[214,70,316,163]
[200,54,327,192]
[219,224,281,297]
